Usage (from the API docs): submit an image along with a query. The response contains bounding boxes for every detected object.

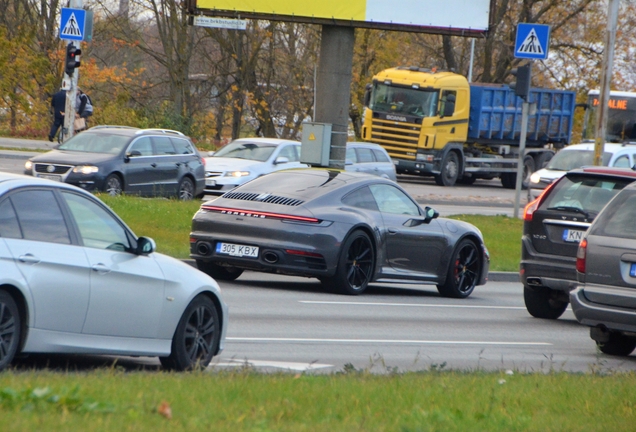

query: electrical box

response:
[301,122,331,167]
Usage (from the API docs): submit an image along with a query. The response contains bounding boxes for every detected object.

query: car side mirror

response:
[208,151,216,157]
[274,156,289,165]
[424,206,439,223]
[136,236,156,255]
[125,150,142,162]
[345,159,354,166]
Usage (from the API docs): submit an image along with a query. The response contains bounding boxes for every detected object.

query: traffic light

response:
[65,43,81,76]
[509,63,532,100]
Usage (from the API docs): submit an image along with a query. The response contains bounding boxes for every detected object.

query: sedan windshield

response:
[58,133,130,155]
[546,149,611,171]
[213,142,277,162]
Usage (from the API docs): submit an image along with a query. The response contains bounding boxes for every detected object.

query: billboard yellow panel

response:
[193,0,492,33]
[197,0,366,21]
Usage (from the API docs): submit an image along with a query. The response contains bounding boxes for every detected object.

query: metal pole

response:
[468,39,475,82]
[62,0,84,142]
[593,0,620,166]
[513,100,529,219]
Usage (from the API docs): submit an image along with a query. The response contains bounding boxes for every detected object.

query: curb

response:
[183,260,519,283]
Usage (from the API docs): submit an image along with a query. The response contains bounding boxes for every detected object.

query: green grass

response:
[1,369,635,431]
[99,195,523,271]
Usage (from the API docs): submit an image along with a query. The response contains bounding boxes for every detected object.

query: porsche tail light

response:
[200,205,321,223]
[576,238,587,273]
[523,181,558,222]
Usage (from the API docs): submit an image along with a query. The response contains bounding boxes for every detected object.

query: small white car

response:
[528,142,636,199]
[345,142,398,182]
[204,138,308,195]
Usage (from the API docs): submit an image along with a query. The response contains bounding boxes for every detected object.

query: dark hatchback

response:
[521,167,636,319]
[24,126,205,200]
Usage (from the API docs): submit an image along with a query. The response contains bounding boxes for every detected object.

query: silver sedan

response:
[0,173,228,371]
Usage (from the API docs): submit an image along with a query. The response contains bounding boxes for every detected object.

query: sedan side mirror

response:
[274,156,290,165]
[136,236,156,255]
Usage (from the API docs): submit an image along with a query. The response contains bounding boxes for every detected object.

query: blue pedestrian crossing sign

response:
[515,23,550,60]
[60,8,86,41]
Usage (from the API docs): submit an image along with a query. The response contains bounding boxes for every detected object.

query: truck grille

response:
[370,119,420,160]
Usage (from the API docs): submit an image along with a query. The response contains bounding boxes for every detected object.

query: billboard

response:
[187,0,494,36]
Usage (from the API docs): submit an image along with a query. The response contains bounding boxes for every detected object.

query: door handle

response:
[175,162,181,167]
[91,263,111,274]
[18,254,40,264]
[388,228,399,234]
[151,163,157,168]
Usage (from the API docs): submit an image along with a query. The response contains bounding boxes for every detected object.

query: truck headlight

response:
[73,165,99,174]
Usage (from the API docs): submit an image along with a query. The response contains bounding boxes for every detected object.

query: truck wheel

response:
[434,152,459,186]
[500,173,516,189]
[521,156,535,189]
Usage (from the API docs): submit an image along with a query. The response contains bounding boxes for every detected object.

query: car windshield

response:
[58,132,130,155]
[213,142,277,162]
[546,149,611,171]
[540,174,632,215]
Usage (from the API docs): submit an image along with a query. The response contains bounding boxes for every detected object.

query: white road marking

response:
[227,337,551,346]
[211,359,333,371]
[300,300,526,309]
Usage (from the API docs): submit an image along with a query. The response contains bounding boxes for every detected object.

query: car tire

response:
[178,177,195,201]
[434,152,459,186]
[437,239,480,298]
[523,285,568,319]
[324,230,374,295]
[196,260,244,281]
[596,332,636,357]
[0,290,21,372]
[160,295,220,371]
[104,174,123,196]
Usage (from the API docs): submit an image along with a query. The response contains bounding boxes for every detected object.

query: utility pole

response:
[593,0,620,166]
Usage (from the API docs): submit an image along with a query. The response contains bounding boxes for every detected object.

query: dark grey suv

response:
[571,182,636,356]
[24,126,205,200]
[521,167,636,319]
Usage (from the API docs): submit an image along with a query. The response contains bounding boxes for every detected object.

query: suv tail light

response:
[523,181,558,222]
[576,238,587,273]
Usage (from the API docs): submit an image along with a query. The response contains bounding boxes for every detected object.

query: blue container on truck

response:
[468,84,576,146]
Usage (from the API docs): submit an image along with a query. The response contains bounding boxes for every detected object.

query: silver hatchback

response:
[571,181,636,356]
[345,142,397,181]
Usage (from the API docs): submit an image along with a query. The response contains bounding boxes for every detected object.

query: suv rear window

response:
[539,174,632,215]
[589,190,636,239]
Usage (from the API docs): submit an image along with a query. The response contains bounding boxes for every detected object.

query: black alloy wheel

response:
[437,239,480,298]
[0,290,20,372]
[178,177,195,201]
[160,295,220,371]
[523,285,568,319]
[597,332,636,357]
[196,260,244,281]
[434,151,460,186]
[325,230,374,295]
[104,174,123,196]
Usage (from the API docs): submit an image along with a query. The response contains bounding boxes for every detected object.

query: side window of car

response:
[342,186,379,211]
[61,192,131,251]
[278,145,299,162]
[152,136,177,155]
[372,149,390,163]
[357,148,375,163]
[171,138,194,155]
[346,147,357,163]
[10,190,71,244]
[0,199,22,239]
[369,184,420,216]
[129,137,153,156]
[613,154,631,168]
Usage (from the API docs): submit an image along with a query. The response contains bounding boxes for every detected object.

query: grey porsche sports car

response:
[190,169,489,297]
